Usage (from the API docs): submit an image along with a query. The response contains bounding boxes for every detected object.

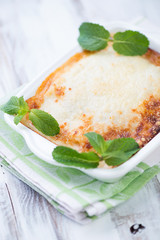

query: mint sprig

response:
[52,132,140,168]
[78,22,149,56]
[1,96,30,125]
[1,96,60,136]
[1,96,29,116]
[85,133,139,166]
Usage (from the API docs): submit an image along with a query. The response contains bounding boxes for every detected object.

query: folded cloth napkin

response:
[0,17,160,224]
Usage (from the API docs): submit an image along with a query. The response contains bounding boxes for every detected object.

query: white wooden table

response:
[1,1,160,239]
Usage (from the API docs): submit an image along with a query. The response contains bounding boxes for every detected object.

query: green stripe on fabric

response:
[101,200,113,209]
[13,154,90,206]
[57,169,143,203]
[24,153,61,169]
[0,135,88,206]
[99,170,141,198]
[112,165,160,201]
[87,215,98,220]
[0,135,20,159]
[0,158,10,167]
[56,179,97,198]
[137,162,149,170]
[24,153,34,157]
[69,179,97,191]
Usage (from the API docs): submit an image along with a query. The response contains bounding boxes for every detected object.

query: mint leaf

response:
[113,30,149,56]
[1,96,29,125]
[52,146,100,169]
[1,96,29,116]
[29,109,60,136]
[14,114,26,125]
[102,138,139,166]
[103,138,139,152]
[17,97,30,120]
[102,150,138,166]
[18,96,29,113]
[78,22,110,51]
[84,132,108,154]
[1,96,20,115]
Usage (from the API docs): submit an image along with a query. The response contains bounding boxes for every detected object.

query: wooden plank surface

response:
[0,0,160,239]
[0,166,19,240]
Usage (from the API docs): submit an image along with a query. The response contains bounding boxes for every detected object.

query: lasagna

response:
[22,45,160,153]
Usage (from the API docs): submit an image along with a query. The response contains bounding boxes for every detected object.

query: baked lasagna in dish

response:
[22,45,160,153]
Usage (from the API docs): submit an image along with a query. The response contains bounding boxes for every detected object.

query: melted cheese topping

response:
[25,46,160,152]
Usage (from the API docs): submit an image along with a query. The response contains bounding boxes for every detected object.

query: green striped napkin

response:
[0,111,160,224]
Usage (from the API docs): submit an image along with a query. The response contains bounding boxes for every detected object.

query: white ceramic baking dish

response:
[4,22,160,182]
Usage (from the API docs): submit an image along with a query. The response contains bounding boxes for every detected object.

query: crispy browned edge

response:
[21,48,160,152]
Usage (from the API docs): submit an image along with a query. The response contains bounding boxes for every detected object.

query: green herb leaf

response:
[52,134,139,168]
[14,114,26,125]
[77,22,149,56]
[1,96,21,115]
[18,96,29,113]
[52,146,100,169]
[102,138,139,166]
[85,133,139,166]
[29,109,60,136]
[78,22,110,51]
[2,96,60,136]
[113,30,149,56]
[1,96,30,125]
[84,132,108,154]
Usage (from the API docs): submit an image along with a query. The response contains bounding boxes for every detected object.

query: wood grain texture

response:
[0,166,19,240]
[0,0,160,239]
[2,167,72,240]
[110,177,160,240]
